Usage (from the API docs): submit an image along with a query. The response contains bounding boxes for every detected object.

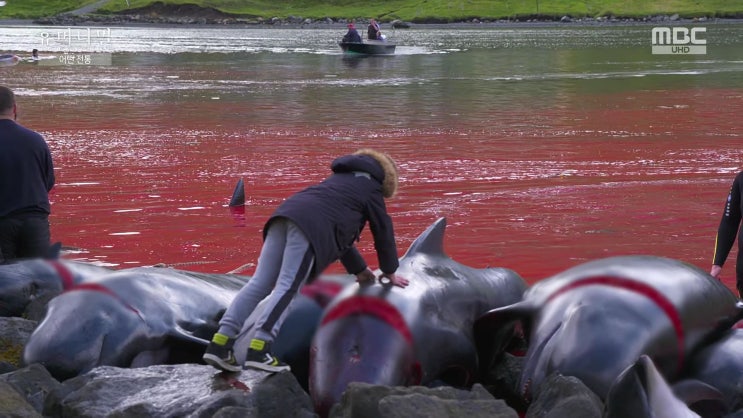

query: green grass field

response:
[1,0,742,21]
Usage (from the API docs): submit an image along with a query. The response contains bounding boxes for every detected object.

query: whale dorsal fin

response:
[229,178,245,207]
[401,217,447,257]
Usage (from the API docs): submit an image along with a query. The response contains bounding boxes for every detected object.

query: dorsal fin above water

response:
[402,217,447,257]
[229,178,245,207]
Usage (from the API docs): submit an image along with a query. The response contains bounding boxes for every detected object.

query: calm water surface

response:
[0,24,741,287]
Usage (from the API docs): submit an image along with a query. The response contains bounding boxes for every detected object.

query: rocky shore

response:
[0,315,617,418]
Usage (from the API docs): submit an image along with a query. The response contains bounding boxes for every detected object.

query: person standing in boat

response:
[0,85,55,263]
[342,23,362,43]
[368,19,382,40]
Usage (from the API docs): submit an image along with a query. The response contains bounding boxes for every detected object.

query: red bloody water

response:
[26,86,741,290]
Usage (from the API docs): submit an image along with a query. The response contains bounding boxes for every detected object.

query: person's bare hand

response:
[379,272,409,288]
[711,265,723,279]
[355,268,376,285]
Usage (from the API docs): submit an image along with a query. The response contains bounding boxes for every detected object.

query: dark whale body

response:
[477,255,743,402]
[22,265,348,385]
[309,217,528,416]
[0,259,113,319]
[23,266,247,379]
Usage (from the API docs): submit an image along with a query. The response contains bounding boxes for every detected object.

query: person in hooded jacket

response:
[203,148,408,373]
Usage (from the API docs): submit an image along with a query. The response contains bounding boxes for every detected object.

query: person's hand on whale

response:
[355,267,376,285]
[379,272,408,288]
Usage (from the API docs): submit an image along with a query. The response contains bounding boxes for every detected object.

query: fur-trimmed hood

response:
[330,149,398,198]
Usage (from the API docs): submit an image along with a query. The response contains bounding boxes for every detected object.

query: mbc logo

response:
[651,27,707,55]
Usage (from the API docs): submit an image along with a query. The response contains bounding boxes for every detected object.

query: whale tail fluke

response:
[401,217,447,258]
[229,178,245,207]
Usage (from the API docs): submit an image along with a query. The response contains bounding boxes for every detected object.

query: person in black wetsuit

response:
[0,85,55,263]
[711,170,743,297]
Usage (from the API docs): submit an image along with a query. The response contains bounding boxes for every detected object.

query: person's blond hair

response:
[353,148,399,198]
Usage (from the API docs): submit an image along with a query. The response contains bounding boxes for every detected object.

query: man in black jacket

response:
[711,170,743,297]
[204,148,408,372]
[342,23,362,43]
[0,86,55,263]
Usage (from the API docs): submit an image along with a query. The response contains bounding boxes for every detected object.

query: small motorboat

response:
[338,40,396,56]
[0,54,20,67]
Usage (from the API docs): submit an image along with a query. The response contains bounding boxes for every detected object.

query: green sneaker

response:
[203,333,240,372]
[244,338,290,372]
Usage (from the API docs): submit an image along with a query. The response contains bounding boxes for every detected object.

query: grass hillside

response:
[0,0,97,19]
[1,0,742,21]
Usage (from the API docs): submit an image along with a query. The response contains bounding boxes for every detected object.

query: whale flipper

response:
[605,355,706,418]
[671,379,727,417]
[474,300,538,372]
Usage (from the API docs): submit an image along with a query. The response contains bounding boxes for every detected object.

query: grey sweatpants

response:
[218,218,315,343]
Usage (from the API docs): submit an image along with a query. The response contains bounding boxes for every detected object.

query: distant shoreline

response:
[2,0,742,29]
[0,16,741,29]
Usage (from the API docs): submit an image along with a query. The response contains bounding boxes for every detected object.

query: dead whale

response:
[23,266,248,379]
[477,255,743,403]
[0,258,113,319]
[22,265,350,384]
[309,217,528,416]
